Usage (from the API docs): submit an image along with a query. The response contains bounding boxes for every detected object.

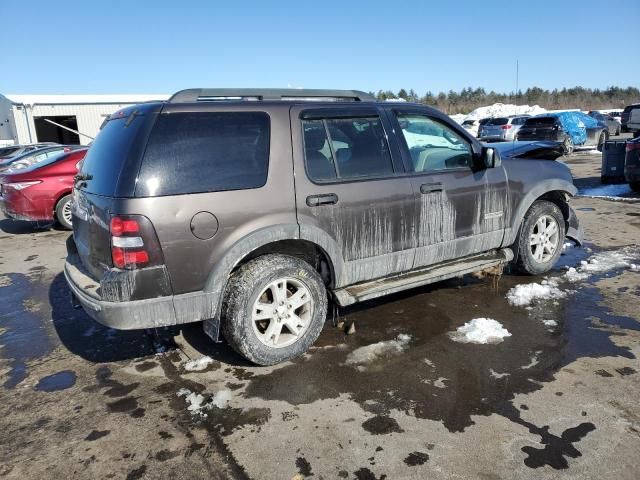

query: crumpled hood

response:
[488,141,564,160]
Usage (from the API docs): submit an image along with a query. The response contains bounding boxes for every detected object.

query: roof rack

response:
[168,88,375,103]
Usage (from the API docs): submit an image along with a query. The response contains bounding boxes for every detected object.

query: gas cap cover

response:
[190,211,219,240]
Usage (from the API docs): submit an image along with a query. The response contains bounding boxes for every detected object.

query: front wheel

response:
[514,200,566,275]
[221,254,328,366]
[55,195,73,230]
[562,136,574,155]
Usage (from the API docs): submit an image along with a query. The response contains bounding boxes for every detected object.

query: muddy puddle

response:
[178,244,640,438]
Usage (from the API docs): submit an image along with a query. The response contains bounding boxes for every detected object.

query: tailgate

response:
[72,189,114,280]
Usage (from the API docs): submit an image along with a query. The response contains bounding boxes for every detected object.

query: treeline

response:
[371,86,640,114]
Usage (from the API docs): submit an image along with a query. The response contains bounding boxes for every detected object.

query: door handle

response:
[306,193,339,207]
[420,182,443,194]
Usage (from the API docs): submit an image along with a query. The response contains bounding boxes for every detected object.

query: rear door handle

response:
[306,193,339,207]
[420,182,443,194]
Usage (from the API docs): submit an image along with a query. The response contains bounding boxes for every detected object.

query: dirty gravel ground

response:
[1,150,639,480]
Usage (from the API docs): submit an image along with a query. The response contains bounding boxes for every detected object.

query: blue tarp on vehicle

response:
[541,111,599,146]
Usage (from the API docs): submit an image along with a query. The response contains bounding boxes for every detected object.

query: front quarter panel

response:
[502,157,576,246]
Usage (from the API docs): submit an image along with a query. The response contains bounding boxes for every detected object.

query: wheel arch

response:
[505,180,577,248]
[53,189,72,213]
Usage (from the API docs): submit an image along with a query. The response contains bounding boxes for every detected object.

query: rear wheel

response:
[514,200,565,275]
[221,254,327,365]
[562,136,574,155]
[55,195,73,230]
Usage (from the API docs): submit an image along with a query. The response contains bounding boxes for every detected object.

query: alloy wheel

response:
[529,215,560,263]
[251,277,314,348]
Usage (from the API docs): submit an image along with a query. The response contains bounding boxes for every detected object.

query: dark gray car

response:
[64,88,582,365]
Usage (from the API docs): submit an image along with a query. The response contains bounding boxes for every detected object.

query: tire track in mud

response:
[156,351,253,480]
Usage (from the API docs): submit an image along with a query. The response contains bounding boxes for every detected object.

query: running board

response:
[332,248,513,307]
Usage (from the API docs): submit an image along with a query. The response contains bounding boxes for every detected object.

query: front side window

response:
[302,116,394,182]
[137,112,270,196]
[396,114,472,172]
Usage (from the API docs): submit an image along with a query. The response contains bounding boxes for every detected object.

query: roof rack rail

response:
[168,88,376,103]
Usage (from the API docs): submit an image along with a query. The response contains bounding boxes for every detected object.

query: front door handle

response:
[306,193,339,207]
[420,182,443,194]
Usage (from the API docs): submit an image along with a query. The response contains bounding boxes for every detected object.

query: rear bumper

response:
[64,252,178,329]
[64,239,218,331]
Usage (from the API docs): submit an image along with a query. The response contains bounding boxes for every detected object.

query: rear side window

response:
[136,112,270,197]
[511,117,527,125]
[80,113,151,196]
[302,116,394,182]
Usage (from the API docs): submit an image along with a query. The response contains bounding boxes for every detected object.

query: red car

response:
[0,148,87,229]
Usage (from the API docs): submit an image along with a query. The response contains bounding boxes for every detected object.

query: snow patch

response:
[543,319,558,328]
[564,267,590,283]
[521,351,542,369]
[177,388,232,416]
[448,318,511,344]
[489,369,510,379]
[506,279,566,307]
[345,334,411,368]
[463,103,547,121]
[184,356,215,372]
[578,184,637,201]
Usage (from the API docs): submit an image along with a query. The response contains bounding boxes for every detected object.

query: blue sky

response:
[4,0,639,95]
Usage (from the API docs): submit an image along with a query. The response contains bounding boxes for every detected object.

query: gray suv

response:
[64,88,582,365]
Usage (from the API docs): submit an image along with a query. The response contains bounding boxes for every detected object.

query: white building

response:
[0,94,169,147]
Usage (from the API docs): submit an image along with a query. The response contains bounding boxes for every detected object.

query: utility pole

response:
[516,60,519,103]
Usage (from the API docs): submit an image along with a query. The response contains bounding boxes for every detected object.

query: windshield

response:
[3,148,66,169]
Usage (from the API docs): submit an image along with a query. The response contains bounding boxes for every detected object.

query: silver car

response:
[479,116,530,142]
[588,111,622,136]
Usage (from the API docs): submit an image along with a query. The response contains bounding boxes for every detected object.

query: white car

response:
[461,119,481,137]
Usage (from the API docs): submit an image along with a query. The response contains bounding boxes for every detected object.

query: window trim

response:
[391,110,475,175]
[300,114,402,185]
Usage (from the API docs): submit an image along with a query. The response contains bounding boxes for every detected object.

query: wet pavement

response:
[1,150,640,479]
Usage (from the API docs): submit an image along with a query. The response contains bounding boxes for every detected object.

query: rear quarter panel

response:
[113,104,298,295]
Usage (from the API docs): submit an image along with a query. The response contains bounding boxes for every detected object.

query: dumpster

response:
[601,140,627,184]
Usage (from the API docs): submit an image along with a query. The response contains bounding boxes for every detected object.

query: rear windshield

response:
[524,117,558,126]
[79,112,152,196]
[487,117,508,126]
[136,112,270,197]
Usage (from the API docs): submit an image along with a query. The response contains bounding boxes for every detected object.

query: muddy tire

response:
[514,200,565,275]
[221,254,327,366]
[55,195,73,230]
[562,136,574,155]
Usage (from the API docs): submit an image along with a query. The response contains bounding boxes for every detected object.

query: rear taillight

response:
[110,215,162,270]
[626,143,640,152]
[501,125,513,130]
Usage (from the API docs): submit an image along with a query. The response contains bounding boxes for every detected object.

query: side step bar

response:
[332,248,514,307]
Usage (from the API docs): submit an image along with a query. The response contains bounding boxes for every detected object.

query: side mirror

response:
[482,147,501,168]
